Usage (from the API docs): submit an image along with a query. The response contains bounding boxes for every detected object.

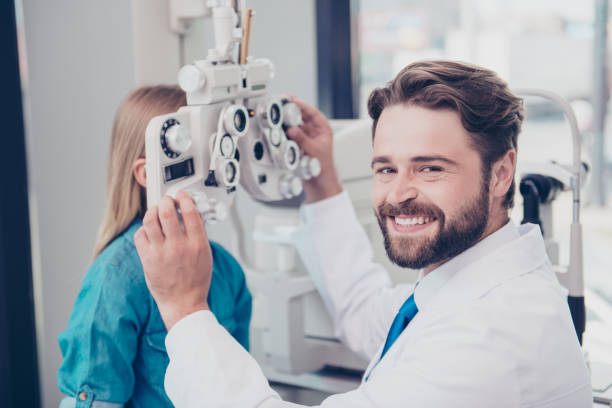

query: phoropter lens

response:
[286,145,297,165]
[225,161,237,183]
[224,105,248,137]
[220,134,234,157]
[234,110,246,132]
[270,104,281,125]
[253,141,264,160]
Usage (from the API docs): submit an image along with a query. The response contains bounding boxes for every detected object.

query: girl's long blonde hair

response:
[93,85,186,259]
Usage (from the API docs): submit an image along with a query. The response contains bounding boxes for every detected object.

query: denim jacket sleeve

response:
[58,257,149,408]
[209,242,252,350]
[228,261,252,349]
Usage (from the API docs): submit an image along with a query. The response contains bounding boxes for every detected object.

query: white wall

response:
[22,2,136,407]
[183,0,318,105]
[21,1,317,407]
[132,0,181,85]
[243,0,318,106]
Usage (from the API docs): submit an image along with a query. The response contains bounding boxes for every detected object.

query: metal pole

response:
[515,88,585,343]
[592,0,609,206]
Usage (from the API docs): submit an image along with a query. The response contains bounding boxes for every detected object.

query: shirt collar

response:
[413,220,520,310]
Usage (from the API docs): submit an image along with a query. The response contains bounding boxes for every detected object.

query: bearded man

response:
[135,60,592,407]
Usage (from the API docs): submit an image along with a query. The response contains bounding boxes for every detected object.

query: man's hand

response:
[134,190,212,330]
[286,97,343,203]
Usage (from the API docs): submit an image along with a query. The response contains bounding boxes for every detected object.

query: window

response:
[355,0,612,367]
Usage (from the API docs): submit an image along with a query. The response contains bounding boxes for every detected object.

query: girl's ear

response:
[132,158,146,188]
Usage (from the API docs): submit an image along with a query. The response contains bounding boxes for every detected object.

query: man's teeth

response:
[394,216,433,226]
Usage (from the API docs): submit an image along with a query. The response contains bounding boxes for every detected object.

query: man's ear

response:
[133,158,146,188]
[491,149,516,200]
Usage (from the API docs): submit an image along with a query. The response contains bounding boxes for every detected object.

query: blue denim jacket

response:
[57,219,251,408]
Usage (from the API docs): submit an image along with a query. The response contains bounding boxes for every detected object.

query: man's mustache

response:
[377,201,443,219]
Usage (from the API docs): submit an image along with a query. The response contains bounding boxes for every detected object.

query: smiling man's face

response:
[371,104,491,273]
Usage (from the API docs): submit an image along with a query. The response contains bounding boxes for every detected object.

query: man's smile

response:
[389,215,438,234]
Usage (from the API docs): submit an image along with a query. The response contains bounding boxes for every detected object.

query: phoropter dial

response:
[185,189,229,224]
[282,100,303,128]
[279,174,303,199]
[215,158,240,188]
[278,140,300,171]
[257,98,284,129]
[161,118,192,158]
[296,156,321,180]
[219,134,235,158]
[223,105,249,138]
[269,128,283,147]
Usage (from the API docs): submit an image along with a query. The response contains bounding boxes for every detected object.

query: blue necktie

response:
[379,293,418,360]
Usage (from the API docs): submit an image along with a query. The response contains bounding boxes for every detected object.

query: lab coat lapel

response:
[424,223,550,313]
[362,223,550,382]
[362,342,386,382]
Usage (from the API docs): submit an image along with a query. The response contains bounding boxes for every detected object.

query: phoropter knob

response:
[297,156,321,180]
[209,201,228,222]
[178,65,206,93]
[279,174,303,199]
[187,190,212,214]
[165,124,192,155]
[161,119,190,158]
[282,102,303,128]
[200,199,229,224]
[185,191,229,224]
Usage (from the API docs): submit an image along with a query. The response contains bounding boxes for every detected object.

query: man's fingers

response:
[175,190,206,239]
[289,96,320,121]
[286,125,306,142]
[159,195,183,239]
[288,96,332,137]
[143,206,164,245]
[133,227,150,256]
[286,126,316,154]
[299,121,317,137]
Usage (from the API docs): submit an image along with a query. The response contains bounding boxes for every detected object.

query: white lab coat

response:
[164,191,592,407]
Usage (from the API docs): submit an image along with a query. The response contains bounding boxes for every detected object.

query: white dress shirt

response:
[164,191,592,407]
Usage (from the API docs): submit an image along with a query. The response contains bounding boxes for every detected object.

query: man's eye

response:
[376,167,395,174]
[421,166,443,173]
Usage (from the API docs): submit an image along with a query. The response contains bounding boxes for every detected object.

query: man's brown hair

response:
[367,60,524,209]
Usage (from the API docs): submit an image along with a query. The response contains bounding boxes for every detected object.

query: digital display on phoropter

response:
[164,158,194,183]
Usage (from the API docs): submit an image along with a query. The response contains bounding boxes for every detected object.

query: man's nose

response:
[387,173,419,206]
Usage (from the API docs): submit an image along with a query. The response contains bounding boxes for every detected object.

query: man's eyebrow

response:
[410,155,459,166]
[371,155,459,168]
[371,156,391,169]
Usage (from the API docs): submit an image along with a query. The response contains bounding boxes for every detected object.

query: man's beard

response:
[376,180,490,270]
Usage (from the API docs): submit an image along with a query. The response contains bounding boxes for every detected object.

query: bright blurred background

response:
[5,0,612,406]
[353,0,612,369]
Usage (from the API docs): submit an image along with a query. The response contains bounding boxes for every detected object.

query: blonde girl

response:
[58,86,251,408]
